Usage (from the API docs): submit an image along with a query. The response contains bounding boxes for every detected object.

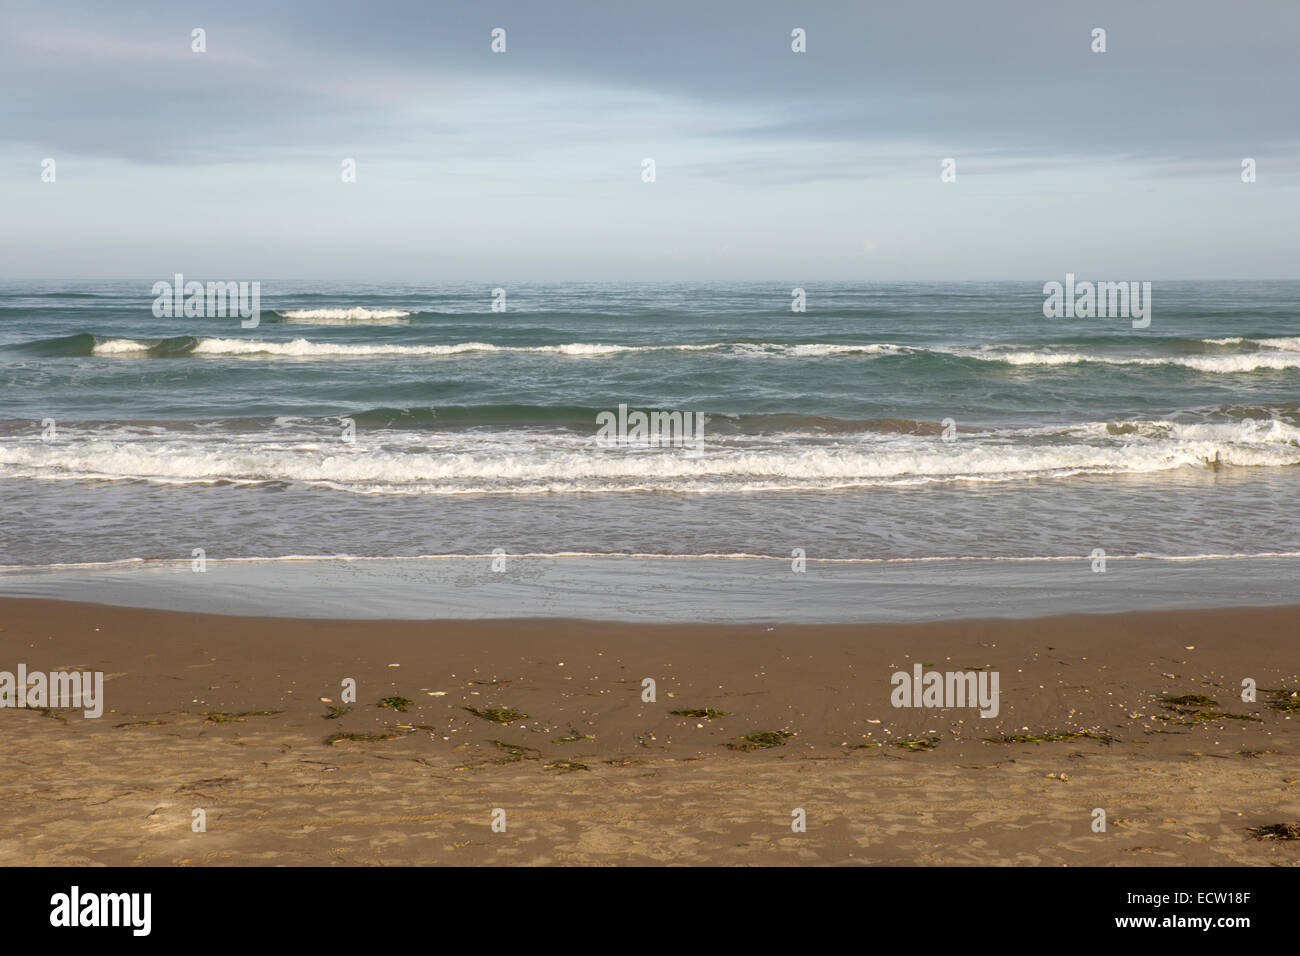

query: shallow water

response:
[1,280,1297,598]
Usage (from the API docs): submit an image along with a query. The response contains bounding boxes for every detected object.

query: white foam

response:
[1200,336,1300,352]
[1074,418,1300,443]
[3,418,1297,494]
[93,338,153,354]
[278,308,412,324]
[191,338,499,357]
[730,343,910,358]
[179,339,718,358]
[87,338,913,359]
[969,349,1300,372]
[1253,336,1300,352]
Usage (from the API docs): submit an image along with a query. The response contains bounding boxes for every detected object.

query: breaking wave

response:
[1,417,1296,495]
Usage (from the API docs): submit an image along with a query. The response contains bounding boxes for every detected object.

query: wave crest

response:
[276,308,412,325]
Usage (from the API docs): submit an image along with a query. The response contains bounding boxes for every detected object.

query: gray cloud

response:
[3,0,1297,169]
[3,0,1297,279]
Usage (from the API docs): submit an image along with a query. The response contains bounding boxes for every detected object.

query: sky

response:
[2,0,1298,280]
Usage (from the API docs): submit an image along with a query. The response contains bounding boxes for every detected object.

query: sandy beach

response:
[1,598,1296,866]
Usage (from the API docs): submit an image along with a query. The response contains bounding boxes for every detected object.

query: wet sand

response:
[1,599,1297,865]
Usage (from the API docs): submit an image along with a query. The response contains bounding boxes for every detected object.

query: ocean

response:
[1,279,1297,620]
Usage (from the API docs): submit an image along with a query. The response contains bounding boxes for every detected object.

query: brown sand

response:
[1,598,1297,866]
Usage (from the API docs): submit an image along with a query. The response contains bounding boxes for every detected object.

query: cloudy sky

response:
[2,0,1298,279]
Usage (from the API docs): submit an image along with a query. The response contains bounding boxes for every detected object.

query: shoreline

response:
[3,553,1299,623]
[1,598,1297,865]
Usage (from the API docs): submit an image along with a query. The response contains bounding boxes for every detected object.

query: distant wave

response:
[10,333,1300,372]
[12,292,108,299]
[75,337,894,359]
[7,333,203,358]
[275,308,412,325]
[94,338,153,354]
[187,339,732,357]
[1203,336,1300,351]
[965,349,1300,372]
[1252,337,1300,352]
[728,343,910,358]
